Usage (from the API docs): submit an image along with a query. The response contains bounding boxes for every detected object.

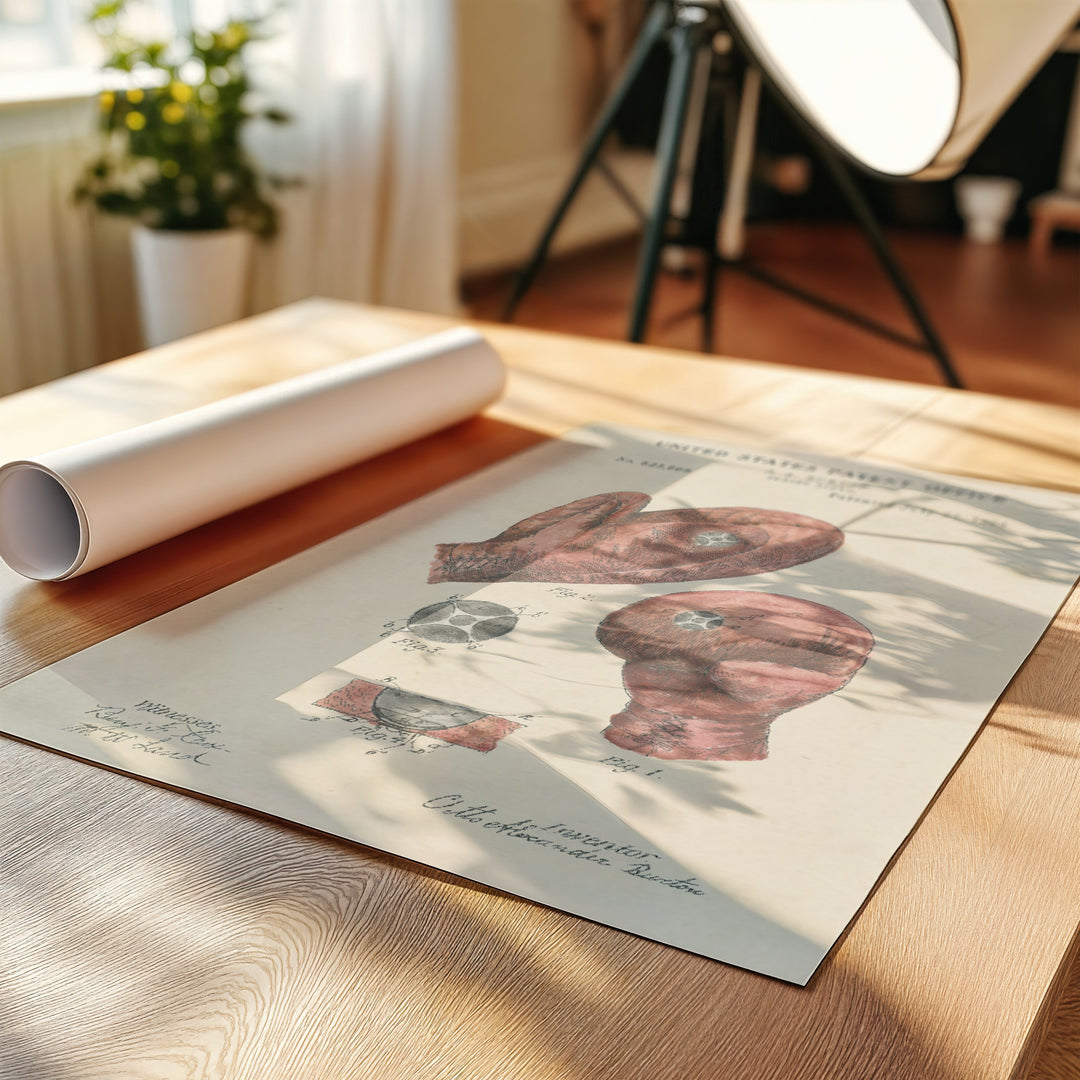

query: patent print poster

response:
[2,427,1079,984]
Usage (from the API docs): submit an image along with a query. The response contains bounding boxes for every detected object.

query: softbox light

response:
[724,0,1080,179]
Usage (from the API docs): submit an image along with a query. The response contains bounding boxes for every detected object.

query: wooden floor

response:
[465,222,1080,409]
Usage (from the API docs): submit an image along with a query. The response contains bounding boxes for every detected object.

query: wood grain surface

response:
[1,298,1078,1080]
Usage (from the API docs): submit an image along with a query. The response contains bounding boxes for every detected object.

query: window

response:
[0,0,83,72]
[0,1,260,103]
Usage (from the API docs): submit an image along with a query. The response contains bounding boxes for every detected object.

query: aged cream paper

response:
[1,426,1078,984]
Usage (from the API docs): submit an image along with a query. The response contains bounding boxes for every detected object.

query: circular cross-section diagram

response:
[407,599,519,644]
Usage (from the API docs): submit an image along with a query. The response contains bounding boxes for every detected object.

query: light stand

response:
[502,0,965,389]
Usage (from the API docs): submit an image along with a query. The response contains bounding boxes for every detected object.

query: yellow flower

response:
[161,160,180,178]
[162,102,185,124]
[170,82,194,103]
[220,24,246,50]
[125,112,146,131]
[99,91,115,111]
[126,88,144,105]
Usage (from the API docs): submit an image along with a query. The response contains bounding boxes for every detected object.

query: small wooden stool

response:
[1028,190,1080,254]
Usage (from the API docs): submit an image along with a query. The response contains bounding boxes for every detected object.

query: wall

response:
[456,0,652,277]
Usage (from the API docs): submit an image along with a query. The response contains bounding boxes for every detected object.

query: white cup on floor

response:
[954,175,1022,244]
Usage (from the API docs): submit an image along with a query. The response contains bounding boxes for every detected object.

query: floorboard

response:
[465,222,1080,408]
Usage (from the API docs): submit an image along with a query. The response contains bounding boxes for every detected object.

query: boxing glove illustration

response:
[596,591,873,761]
[428,492,843,585]
[316,678,521,753]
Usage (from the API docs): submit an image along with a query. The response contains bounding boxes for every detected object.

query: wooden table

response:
[1,298,1078,1080]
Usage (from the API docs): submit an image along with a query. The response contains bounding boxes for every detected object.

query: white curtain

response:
[251,0,461,317]
[0,98,124,397]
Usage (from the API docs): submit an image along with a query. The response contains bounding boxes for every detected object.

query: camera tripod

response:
[502,0,963,389]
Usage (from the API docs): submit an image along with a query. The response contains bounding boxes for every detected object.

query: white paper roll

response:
[0,327,505,581]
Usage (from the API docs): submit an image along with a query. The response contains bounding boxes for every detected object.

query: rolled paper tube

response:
[0,327,505,581]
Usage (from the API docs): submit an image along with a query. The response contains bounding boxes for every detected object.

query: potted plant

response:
[75,0,289,347]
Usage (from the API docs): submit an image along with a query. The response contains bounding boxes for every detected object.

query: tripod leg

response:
[717,65,761,261]
[701,247,719,351]
[502,0,672,321]
[628,16,708,343]
[813,140,964,389]
[661,42,714,274]
[701,59,746,352]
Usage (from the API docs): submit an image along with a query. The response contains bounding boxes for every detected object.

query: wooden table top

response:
[1,297,1078,1080]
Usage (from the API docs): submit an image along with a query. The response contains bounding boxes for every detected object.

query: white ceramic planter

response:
[131,225,254,347]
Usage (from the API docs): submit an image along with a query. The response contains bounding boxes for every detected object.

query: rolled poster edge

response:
[0,327,505,581]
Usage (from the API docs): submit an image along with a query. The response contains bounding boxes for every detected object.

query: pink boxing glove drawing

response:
[316,678,521,753]
[428,492,844,585]
[596,591,873,761]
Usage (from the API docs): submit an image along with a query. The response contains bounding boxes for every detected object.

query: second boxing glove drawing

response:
[597,592,874,762]
[428,492,844,584]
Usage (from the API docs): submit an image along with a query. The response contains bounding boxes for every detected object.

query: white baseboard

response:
[458,148,655,277]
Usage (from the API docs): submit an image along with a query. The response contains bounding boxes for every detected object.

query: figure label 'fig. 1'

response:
[597,592,874,762]
[428,492,843,584]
